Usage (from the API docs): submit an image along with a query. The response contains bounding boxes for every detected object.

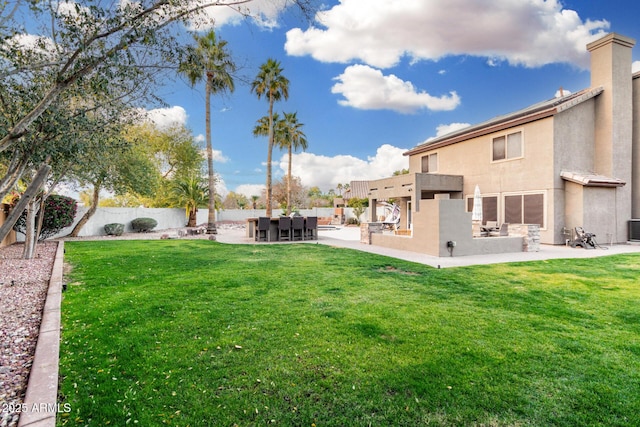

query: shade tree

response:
[0,0,315,234]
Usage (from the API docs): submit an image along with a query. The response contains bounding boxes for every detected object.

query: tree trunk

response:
[35,195,46,241]
[287,146,292,215]
[0,164,51,244]
[22,198,38,259]
[188,208,197,227]
[205,76,217,234]
[67,182,100,237]
[266,97,274,217]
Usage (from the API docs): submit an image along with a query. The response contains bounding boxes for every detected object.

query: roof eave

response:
[405,86,604,157]
[404,108,556,156]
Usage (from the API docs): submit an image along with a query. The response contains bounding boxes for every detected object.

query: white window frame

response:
[491,129,524,163]
[421,153,438,173]
[501,190,547,230]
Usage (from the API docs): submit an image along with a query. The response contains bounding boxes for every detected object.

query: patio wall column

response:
[370,199,378,222]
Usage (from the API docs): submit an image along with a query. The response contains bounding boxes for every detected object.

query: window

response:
[504,193,544,227]
[421,153,438,173]
[492,131,522,161]
[467,195,498,225]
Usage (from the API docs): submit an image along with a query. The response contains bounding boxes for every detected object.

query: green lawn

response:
[58,240,640,426]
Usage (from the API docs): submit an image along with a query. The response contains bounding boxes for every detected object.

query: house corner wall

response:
[632,74,640,218]
[563,181,584,233]
[588,33,635,241]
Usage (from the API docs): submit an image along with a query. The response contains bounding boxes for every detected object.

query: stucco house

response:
[365,32,640,257]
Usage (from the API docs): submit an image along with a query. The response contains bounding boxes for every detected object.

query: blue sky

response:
[144,0,640,199]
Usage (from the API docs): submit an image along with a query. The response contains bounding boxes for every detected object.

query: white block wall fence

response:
[43,207,365,238]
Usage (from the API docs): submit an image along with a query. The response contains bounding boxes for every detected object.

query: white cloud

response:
[424,122,471,143]
[285,0,609,69]
[213,149,229,163]
[189,0,291,30]
[277,144,409,192]
[435,123,471,137]
[555,88,573,98]
[3,34,56,59]
[331,64,460,113]
[633,61,640,73]
[215,175,229,198]
[235,184,265,199]
[145,106,188,129]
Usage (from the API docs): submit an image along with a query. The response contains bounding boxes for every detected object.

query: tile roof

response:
[345,180,370,199]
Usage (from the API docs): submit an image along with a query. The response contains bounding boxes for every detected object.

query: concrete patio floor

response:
[214,224,640,268]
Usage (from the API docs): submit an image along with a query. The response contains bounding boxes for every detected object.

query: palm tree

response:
[170,176,208,227]
[253,113,282,140]
[278,112,307,215]
[250,58,289,217]
[178,30,236,234]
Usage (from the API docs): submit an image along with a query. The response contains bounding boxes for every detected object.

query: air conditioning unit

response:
[629,220,640,242]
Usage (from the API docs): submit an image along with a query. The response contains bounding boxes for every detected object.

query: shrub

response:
[13,194,77,240]
[104,223,125,236]
[131,217,158,232]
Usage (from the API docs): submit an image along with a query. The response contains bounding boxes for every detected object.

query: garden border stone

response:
[17,242,64,427]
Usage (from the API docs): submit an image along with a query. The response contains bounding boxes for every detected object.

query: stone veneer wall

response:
[508,224,541,252]
[360,222,384,244]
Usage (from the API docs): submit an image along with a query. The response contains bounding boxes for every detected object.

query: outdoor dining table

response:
[246,217,315,242]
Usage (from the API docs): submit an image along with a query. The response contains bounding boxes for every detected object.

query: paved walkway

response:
[214,225,640,268]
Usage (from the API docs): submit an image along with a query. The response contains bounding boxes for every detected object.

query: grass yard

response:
[58,240,640,426]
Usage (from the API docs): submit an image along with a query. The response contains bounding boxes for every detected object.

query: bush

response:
[104,223,125,236]
[12,194,77,240]
[346,217,360,225]
[131,217,158,232]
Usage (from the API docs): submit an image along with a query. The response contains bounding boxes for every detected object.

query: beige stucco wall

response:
[370,199,523,257]
[588,33,635,242]
[408,117,556,243]
[553,97,597,243]
[563,181,584,235]
[583,187,619,244]
[633,74,640,218]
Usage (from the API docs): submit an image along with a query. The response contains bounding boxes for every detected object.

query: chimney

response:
[587,33,635,178]
[587,33,635,241]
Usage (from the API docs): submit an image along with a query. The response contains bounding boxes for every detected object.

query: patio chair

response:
[255,217,271,242]
[489,223,509,237]
[292,216,305,241]
[484,221,498,231]
[304,216,318,240]
[571,226,596,249]
[278,216,292,241]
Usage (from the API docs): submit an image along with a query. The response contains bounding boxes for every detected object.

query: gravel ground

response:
[0,241,57,427]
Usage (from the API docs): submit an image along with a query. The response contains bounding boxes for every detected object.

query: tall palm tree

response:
[250,58,289,217]
[278,112,307,215]
[178,30,236,234]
